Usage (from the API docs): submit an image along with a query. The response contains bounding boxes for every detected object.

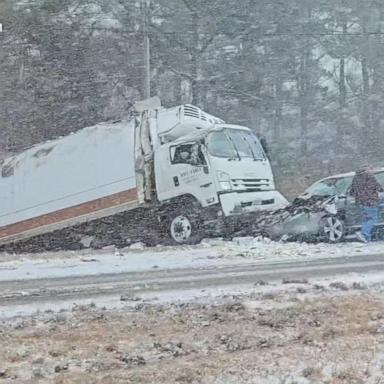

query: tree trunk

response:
[273,77,283,141]
[339,24,347,109]
[361,55,372,140]
[299,49,310,156]
[190,10,200,106]
[336,23,347,146]
[339,59,346,109]
[298,5,313,158]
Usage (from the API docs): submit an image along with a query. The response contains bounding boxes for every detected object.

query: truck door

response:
[157,143,218,207]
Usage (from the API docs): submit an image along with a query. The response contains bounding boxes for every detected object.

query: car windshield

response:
[305,176,353,197]
[374,171,384,187]
[206,129,265,160]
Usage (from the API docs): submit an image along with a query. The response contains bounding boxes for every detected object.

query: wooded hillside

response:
[1,0,384,195]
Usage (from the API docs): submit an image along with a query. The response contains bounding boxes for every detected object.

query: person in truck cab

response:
[174,144,205,166]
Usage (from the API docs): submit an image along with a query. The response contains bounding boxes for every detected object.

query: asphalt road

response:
[1,253,384,318]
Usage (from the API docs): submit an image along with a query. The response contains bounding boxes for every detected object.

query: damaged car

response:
[261,169,384,243]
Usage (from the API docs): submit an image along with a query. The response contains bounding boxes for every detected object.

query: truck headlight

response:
[217,171,232,190]
[219,181,232,190]
[217,170,230,181]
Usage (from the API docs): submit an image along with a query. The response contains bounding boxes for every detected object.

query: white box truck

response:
[0,98,287,250]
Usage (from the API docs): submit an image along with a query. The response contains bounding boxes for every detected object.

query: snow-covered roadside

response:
[3,266,384,384]
[2,267,384,320]
[0,237,384,282]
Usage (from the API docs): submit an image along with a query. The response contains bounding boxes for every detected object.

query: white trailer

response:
[0,98,287,248]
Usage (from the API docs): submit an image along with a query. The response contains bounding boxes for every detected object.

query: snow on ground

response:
[3,239,384,383]
[0,237,383,282]
[3,269,384,383]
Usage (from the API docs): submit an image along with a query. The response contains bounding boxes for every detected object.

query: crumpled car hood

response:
[255,195,338,239]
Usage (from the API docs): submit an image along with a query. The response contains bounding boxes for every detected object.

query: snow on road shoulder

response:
[222,236,384,261]
[0,237,383,282]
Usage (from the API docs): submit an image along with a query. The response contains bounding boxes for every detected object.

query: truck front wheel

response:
[168,210,202,245]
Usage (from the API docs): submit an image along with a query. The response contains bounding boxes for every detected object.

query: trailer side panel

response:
[0,120,139,243]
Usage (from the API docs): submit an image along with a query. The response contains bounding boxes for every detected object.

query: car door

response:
[374,171,384,225]
[339,176,362,228]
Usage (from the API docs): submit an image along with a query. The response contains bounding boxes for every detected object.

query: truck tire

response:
[167,209,203,245]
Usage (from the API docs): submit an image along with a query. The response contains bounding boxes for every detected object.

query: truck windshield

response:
[206,129,265,160]
[206,131,238,158]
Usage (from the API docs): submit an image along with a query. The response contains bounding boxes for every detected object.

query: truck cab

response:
[132,99,287,244]
[155,126,287,216]
[147,104,287,243]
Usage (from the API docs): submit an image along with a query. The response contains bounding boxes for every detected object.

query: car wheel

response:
[320,216,345,243]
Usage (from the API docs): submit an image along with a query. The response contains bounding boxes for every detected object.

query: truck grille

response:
[231,178,270,191]
[241,198,275,208]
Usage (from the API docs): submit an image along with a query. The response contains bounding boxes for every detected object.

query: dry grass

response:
[2,293,384,383]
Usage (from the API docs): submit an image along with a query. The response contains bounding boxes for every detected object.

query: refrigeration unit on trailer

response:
[0,97,287,248]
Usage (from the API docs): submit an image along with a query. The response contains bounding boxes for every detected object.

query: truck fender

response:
[158,195,201,221]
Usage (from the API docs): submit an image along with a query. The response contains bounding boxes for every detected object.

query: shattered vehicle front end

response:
[253,169,384,242]
[259,196,339,242]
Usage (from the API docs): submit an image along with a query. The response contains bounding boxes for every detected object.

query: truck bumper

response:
[219,190,288,217]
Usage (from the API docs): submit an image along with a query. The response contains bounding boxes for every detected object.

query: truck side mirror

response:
[260,137,269,156]
[190,155,203,167]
